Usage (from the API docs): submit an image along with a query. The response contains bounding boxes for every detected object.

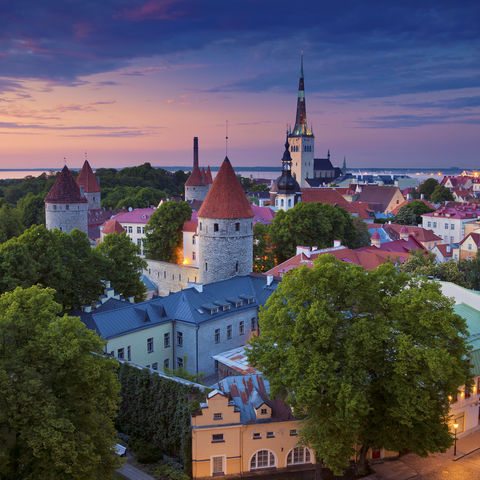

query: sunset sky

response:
[0,1,479,170]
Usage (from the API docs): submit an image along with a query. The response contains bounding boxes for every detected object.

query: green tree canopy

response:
[0,286,120,480]
[17,192,45,228]
[431,185,455,203]
[96,232,147,302]
[144,200,192,263]
[418,178,439,200]
[248,256,472,474]
[253,223,275,273]
[394,200,434,225]
[0,204,23,243]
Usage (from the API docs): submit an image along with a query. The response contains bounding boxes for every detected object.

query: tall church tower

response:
[197,157,254,284]
[288,53,314,188]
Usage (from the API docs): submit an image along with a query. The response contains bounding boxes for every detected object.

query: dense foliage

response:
[248,256,472,474]
[0,286,120,480]
[0,225,145,311]
[253,202,370,269]
[144,200,192,263]
[117,363,204,470]
[393,200,434,225]
[431,185,455,203]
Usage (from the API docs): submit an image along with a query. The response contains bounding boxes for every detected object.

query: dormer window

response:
[253,433,262,440]
[261,408,268,415]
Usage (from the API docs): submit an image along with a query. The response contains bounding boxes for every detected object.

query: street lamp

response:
[453,423,459,456]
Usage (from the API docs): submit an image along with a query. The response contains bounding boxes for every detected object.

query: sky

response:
[0,0,479,170]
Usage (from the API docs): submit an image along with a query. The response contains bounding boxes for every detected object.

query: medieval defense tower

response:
[288,53,314,187]
[185,137,212,202]
[197,157,254,284]
[76,159,101,210]
[44,165,88,234]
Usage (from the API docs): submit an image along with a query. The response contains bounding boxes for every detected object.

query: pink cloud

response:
[117,0,185,22]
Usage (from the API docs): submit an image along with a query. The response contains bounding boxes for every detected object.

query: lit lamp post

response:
[453,423,459,456]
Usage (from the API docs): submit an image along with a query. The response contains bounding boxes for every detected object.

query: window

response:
[253,433,262,440]
[287,447,311,465]
[164,271,166,279]
[214,223,219,232]
[251,318,256,330]
[142,227,145,234]
[137,239,141,245]
[137,226,141,233]
[117,348,124,359]
[199,222,202,230]
[164,333,170,348]
[146,365,150,368]
[289,429,298,436]
[212,456,224,475]
[250,450,275,470]
[147,337,154,353]
[205,262,208,271]
[127,345,131,361]
[213,413,223,420]
[266,432,275,438]
[239,321,245,335]
[427,222,431,228]
[128,226,133,233]
[235,222,240,231]
[177,357,184,368]
[445,224,449,229]
[280,199,284,207]
[214,329,220,344]
[212,434,224,443]
[468,243,472,251]
[260,408,268,415]
[451,224,455,230]
[235,261,239,273]
[177,331,183,347]
[433,222,437,228]
[164,358,169,369]
[192,251,196,260]
[227,325,232,340]
[152,362,158,370]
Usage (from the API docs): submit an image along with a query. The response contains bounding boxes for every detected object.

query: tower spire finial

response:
[225,120,229,156]
[300,50,304,78]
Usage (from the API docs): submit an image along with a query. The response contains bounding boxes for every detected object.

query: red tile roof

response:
[301,188,350,208]
[354,185,404,212]
[383,223,442,243]
[459,232,480,247]
[206,166,213,184]
[390,198,435,215]
[183,211,198,233]
[345,201,374,219]
[198,157,254,219]
[185,164,205,186]
[102,219,125,234]
[435,244,453,258]
[45,165,88,204]
[76,160,101,193]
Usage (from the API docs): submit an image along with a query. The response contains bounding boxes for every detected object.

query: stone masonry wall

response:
[197,217,253,284]
[185,185,209,203]
[84,191,101,210]
[145,259,199,296]
[45,202,88,234]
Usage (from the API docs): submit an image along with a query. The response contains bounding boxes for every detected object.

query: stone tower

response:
[270,134,302,211]
[44,165,88,234]
[289,52,314,187]
[197,157,254,284]
[76,159,101,210]
[185,137,211,202]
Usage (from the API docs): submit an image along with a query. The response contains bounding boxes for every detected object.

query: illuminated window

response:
[287,447,312,465]
[250,450,275,470]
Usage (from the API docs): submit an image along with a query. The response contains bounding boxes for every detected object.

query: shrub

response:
[130,438,163,464]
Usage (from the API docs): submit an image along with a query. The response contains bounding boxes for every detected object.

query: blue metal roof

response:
[78,275,279,340]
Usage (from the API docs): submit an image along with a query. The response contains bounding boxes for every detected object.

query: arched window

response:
[280,199,284,207]
[250,450,276,470]
[286,447,312,465]
[288,199,292,207]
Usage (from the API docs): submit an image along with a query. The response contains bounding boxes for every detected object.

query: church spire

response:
[292,51,312,136]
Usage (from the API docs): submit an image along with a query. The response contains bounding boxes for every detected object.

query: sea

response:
[0,166,467,183]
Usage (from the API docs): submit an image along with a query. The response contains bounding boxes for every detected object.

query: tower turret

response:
[45,165,88,234]
[288,52,314,187]
[197,157,254,284]
[76,159,101,210]
[185,137,210,202]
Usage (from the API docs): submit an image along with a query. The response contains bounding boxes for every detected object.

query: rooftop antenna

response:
[64,156,67,166]
[225,120,229,156]
[85,151,88,162]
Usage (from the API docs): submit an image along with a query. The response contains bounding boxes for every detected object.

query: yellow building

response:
[191,375,315,478]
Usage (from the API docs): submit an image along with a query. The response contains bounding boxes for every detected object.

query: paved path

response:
[365,428,480,480]
[116,463,156,480]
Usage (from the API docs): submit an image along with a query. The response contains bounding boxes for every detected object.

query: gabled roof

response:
[434,243,454,258]
[115,207,155,224]
[102,218,125,235]
[45,165,88,204]
[300,188,350,208]
[76,160,101,193]
[206,166,213,184]
[344,201,375,220]
[198,157,254,219]
[383,224,442,243]
[459,232,480,247]
[354,185,403,212]
[185,164,206,187]
[313,157,334,170]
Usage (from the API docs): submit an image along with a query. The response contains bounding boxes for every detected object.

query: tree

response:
[248,256,471,474]
[17,192,45,228]
[0,204,23,243]
[253,223,275,273]
[0,286,120,480]
[144,200,192,262]
[96,232,147,302]
[394,201,434,225]
[431,185,455,203]
[418,178,439,200]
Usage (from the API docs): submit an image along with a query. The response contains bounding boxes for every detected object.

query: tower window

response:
[199,222,202,230]
[66,204,69,210]
[214,223,219,232]
[205,262,208,271]
[235,222,240,231]
[236,261,239,273]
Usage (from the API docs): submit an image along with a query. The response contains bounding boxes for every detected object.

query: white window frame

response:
[211,455,226,476]
[286,447,313,465]
[250,450,276,470]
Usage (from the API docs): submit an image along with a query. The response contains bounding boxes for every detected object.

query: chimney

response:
[400,226,409,241]
[266,274,274,286]
[446,245,451,253]
[128,296,135,303]
[82,305,92,313]
[420,193,425,200]
[333,240,342,248]
[371,232,381,248]
[407,193,412,201]
[193,137,199,168]
[296,246,311,257]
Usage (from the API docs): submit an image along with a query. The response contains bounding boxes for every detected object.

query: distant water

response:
[0,166,466,181]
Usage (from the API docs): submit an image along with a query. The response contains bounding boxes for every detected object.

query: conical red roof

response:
[185,164,205,186]
[102,218,125,235]
[77,160,101,193]
[45,166,88,204]
[198,157,254,219]
[206,166,213,184]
